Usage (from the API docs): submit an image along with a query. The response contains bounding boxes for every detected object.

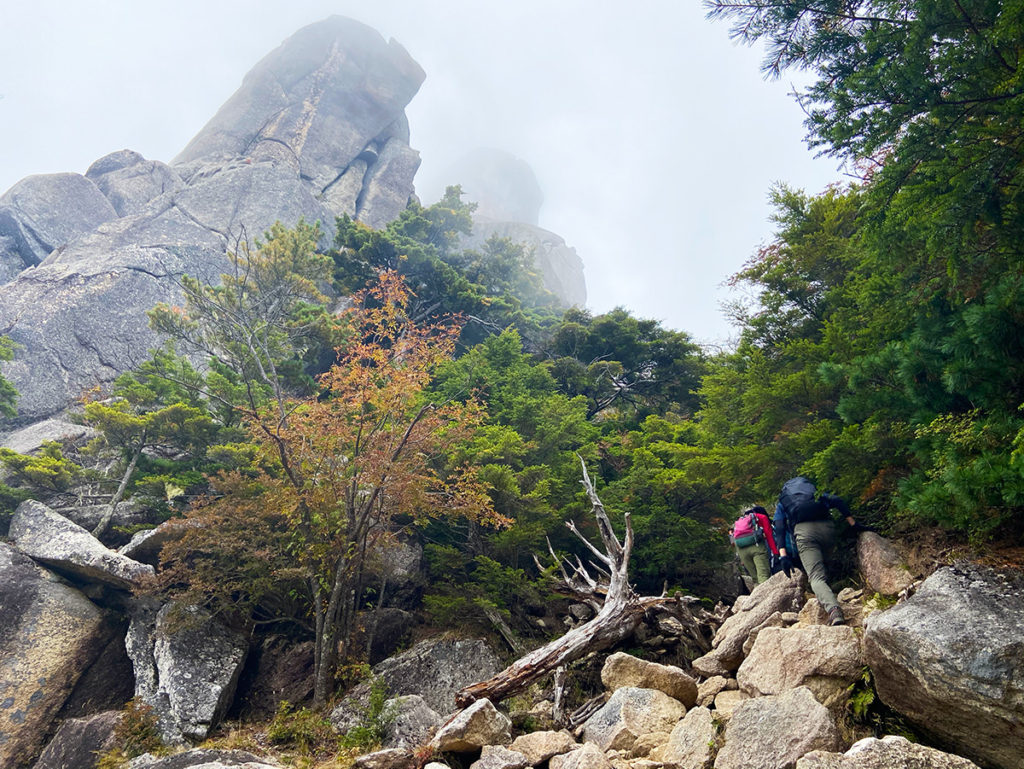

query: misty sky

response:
[0,1,844,345]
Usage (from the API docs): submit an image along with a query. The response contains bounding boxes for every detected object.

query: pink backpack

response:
[730,512,764,547]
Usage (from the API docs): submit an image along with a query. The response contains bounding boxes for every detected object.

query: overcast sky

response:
[0,1,844,345]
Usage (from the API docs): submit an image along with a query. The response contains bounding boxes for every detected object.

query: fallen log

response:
[455,457,724,708]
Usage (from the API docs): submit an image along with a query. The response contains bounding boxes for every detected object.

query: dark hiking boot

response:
[828,606,845,626]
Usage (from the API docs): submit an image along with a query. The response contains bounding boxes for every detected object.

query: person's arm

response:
[821,493,853,523]
[773,502,788,556]
[757,512,779,554]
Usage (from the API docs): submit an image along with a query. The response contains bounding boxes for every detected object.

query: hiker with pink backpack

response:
[729,505,779,585]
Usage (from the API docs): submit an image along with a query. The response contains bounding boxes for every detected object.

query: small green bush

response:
[95,698,166,769]
[266,701,337,755]
[340,677,397,750]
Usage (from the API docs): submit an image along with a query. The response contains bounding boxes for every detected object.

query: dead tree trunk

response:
[456,457,669,708]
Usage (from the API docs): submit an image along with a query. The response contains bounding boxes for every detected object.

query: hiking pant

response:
[736,542,771,584]
[794,520,839,611]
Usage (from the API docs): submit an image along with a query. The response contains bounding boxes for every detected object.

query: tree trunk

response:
[92,445,142,539]
[456,457,727,708]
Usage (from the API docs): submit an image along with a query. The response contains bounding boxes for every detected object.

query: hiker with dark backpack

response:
[730,505,779,585]
[772,476,872,625]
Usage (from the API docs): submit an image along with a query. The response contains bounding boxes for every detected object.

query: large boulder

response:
[382,695,443,750]
[85,150,184,217]
[713,687,843,769]
[0,16,425,428]
[581,687,686,752]
[470,745,531,769]
[0,543,114,768]
[549,744,614,769]
[863,564,1024,769]
[126,601,248,743]
[57,627,135,718]
[737,625,863,710]
[0,418,97,455]
[0,172,117,271]
[510,730,579,765]
[9,499,154,589]
[430,698,512,752]
[32,709,122,769]
[649,705,717,769]
[692,571,807,677]
[331,637,502,728]
[856,533,914,597]
[601,652,697,707]
[797,735,981,769]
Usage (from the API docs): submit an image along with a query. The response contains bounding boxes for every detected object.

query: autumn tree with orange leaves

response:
[151,226,505,704]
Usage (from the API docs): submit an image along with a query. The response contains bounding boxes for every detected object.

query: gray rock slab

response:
[86,150,184,217]
[796,735,981,769]
[864,565,1024,769]
[601,652,697,707]
[173,16,425,193]
[331,636,502,728]
[0,418,97,455]
[355,138,420,228]
[125,749,280,768]
[651,705,717,769]
[0,172,117,267]
[714,687,843,769]
[430,698,512,752]
[470,745,531,769]
[737,625,863,710]
[382,694,443,750]
[581,687,686,752]
[692,571,807,677]
[32,709,122,769]
[0,542,113,768]
[127,601,248,744]
[510,730,579,765]
[10,499,154,589]
[856,532,915,597]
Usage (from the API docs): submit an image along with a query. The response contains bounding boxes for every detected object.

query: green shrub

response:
[95,698,166,769]
[266,701,338,755]
[340,677,397,750]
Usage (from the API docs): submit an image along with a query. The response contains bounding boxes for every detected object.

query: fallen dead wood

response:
[455,457,725,708]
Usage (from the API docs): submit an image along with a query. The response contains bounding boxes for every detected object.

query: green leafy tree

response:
[544,307,705,422]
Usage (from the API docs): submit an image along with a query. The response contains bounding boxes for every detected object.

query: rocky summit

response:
[0,17,417,428]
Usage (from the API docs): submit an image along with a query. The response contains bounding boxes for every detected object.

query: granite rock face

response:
[863,565,1024,769]
[600,652,697,707]
[692,571,807,677]
[855,532,915,597]
[0,172,117,277]
[713,687,843,769]
[462,218,586,308]
[86,150,184,217]
[0,16,424,428]
[32,709,123,769]
[797,735,982,769]
[331,636,502,728]
[0,543,113,768]
[430,698,512,752]
[174,16,424,198]
[9,499,154,590]
[581,687,686,752]
[126,601,248,743]
[649,705,717,769]
[737,625,863,710]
